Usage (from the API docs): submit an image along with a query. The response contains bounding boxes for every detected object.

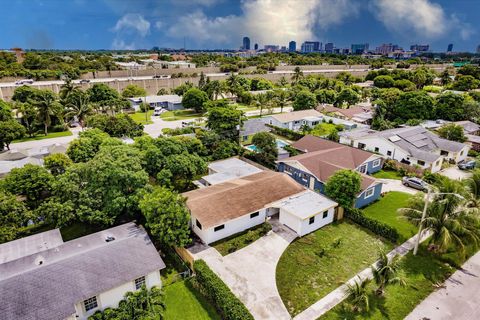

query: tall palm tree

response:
[372,250,405,296]
[345,276,371,313]
[65,90,93,129]
[465,169,480,211]
[33,91,62,135]
[273,89,290,113]
[291,66,303,84]
[226,73,240,97]
[59,77,77,101]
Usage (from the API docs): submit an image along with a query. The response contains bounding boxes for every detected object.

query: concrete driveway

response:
[439,167,472,180]
[191,219,297,320]
[143,116,198,137]
[378,179,419,195]
[406,251,480,320]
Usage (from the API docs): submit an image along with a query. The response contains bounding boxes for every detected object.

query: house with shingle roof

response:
[339,126,469,173]
[0,222,165,320]
[277,135,384,208]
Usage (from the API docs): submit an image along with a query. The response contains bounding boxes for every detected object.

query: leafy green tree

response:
[206,105,245,141]
[250,78,274,91]
[43,153,73,175]
[35,199,75,228]
[67,138,98,163]
[87,83,120,103]
[345,277,371,313]
[0,191,32,243]
[293,90,317,110]
[64,89,93,129]
[372,250,405,296]
[160,153,207,191]
[87,113,143,137]
[11,85,41,103]
[437,124,466,142]
[440,69,453,86]
[121,84,147,98]
[1,164,53,209]
[172,82,194,96]
[393,79,416,91]
[327,128,339,142]
[157,88,169,95]
[452,75,480,91]
[373,75,395,88]
[335,88,360,107]
[14,102,37,137]
[33,90,62,135]
[251,132,278,168]
[315,89,337,104]
[391,91,435,122]
[435,92,466,121]
[0,120,26,150]
[325,169,361,208]
[140,187,191,247]
[0,100,13,121]
[182,88,209,113]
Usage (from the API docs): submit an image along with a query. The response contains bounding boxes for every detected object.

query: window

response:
[214,224,225,232]
[250,212,259,219]
[387,150,392,156]
[359,164,367,174]
[196,219,202,230]
[322,211,328,218]
[374,147,379,153]
[372,159,381,167]
[309,216,315,225]
[417,160,426,166]
[358,143,366,150]
[364,188,374,199]
[300,173,308,181]
[440,150,449,156]
[84,296,98,312]
[284,166,293,174]
[135,276,146,290]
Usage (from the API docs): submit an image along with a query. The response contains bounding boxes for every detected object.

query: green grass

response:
[130,110,153,124]
[319,247,456,320]
[13,130,72,143]
[212,223,271,256]
[276,221,393,316]
[362,192,417,243]
[372,169,403,180]
[160,109,202,121]
[163,279,221,320]
[309,122,338,137]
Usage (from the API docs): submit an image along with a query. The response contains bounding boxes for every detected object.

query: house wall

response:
[262,117,288,129]
[278,162,324,192]
[355,183,383,208]
[167,102,184,111]
[74,270,161,320]
[298,207,335,236]
[191,209,267,245]
[357,157,383,174]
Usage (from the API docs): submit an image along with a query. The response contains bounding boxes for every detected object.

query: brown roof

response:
[183,171,305,228]
[287,136,379,191]
[318,105,371,119]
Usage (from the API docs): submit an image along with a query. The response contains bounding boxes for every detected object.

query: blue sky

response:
[2,0,479,52]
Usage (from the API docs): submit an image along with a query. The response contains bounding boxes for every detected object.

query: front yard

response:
[211,223,272,256]
[160,110,202,121]
[362,191,417,242]
[131,110,153,124]
[276,221,393,316]
[372,169,403,180]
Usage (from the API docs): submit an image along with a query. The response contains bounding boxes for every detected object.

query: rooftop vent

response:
[105,235,116,242]
[35,256,44,266]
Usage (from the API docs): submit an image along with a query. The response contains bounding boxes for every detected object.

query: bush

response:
[50,124,67,132]
[193,260,254,320]
[266,124,304,141]
[345,207,399,243]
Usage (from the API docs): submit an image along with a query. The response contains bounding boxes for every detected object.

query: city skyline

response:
[1,0,479,52]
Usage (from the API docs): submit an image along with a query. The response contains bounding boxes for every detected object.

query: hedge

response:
[265,124,304,141]
[193,260,254,320]
[345,207,399,243]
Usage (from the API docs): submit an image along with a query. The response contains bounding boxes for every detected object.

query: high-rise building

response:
[410,44,430,52]
[324,43,334,53]
[242,36,250,50]
[476,45,480,54]
[447,43,454,52]
[351,43,369,54]
[289,41,296,52]
[376,43,399,55]
[254,43,258,50]
[264,45,280,52]
[301,41,321,53]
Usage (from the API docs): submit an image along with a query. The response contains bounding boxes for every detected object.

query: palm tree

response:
[59,77,77,101]
[273,89,290,113]
[226,73,240,97]
[345,276,371,313]
[65,90,93,129]
[465,169,480,211]
[14,102,37,137]
[33,90,62,135]
[291,66,303,84]
[371,250,405,296]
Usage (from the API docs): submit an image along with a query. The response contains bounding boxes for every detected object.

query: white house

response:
[128,95,183,111]
[0,223,165,320]
[340,126,469,173]
[184,170,338,244]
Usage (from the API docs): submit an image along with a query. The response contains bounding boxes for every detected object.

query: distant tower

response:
[447,43,453,52]
[288,41,296,52]
[254,43,259,50]
[242,37,251,50]
[477,45,480,54]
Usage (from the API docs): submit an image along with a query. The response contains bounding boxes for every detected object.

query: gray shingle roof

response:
[240,119,271,136]
[0,223,165,320]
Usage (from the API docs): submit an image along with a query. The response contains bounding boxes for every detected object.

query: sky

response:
[1,0,479,52]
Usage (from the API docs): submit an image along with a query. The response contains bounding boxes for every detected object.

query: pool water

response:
[246,139,289,152]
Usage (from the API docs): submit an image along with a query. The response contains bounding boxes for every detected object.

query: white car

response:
[15,79,34,85]
[153,107,167,116]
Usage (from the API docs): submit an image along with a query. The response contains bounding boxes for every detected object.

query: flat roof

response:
[271,190,338,220]
[203,158,262,184]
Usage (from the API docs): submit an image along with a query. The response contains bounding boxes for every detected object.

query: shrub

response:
[193,260,254,320]
[259,223,272,236]
[266,124,304,141]
[345,208,399,243]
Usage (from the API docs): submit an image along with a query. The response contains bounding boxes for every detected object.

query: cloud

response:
[111,39,136,50]
[113,13,150,37]
[371,0,473,40]
[167,0,358,48]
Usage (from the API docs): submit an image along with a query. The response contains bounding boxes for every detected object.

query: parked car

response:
[152,75,163,79]
[402,176,428,191]
[79,79,90,84]
[153,107,167,116]
[15,79,34,85]
[458,159,476,170]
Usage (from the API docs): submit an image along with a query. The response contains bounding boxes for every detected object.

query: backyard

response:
[372,169,403,180]
[276,221,393,316]
[309,122,338,137]
[362,191,417,242]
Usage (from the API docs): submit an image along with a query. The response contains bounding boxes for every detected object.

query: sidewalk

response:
[293,230,431,320]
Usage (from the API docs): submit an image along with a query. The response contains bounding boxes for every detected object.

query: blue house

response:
[278,135,384,208]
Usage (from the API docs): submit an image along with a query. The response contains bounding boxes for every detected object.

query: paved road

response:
[405,251,480,320]
[8,128,80,150]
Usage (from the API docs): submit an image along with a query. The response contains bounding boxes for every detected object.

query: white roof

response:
[203,158,262,185]
[129,95,182,104]
[271,190,338,220]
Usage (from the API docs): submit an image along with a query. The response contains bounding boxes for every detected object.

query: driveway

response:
[143,116,198,137]
[191,219,297,320]
[405,251,480,320]
[378,179,419,195]
[439,167,472,180]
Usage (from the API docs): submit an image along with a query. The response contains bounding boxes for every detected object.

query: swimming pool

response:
[245,139,289,152]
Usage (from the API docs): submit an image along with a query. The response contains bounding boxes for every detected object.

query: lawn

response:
[130,110,153,124]
[13,130,72,143]
[160,109,203,121]
[372,169,403,180]
[163,279,221,320]
[276,221,393,316]
[362,191,417,243]
[319,246,456,320]
[310,123,337,137]
[211,223,271,256]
